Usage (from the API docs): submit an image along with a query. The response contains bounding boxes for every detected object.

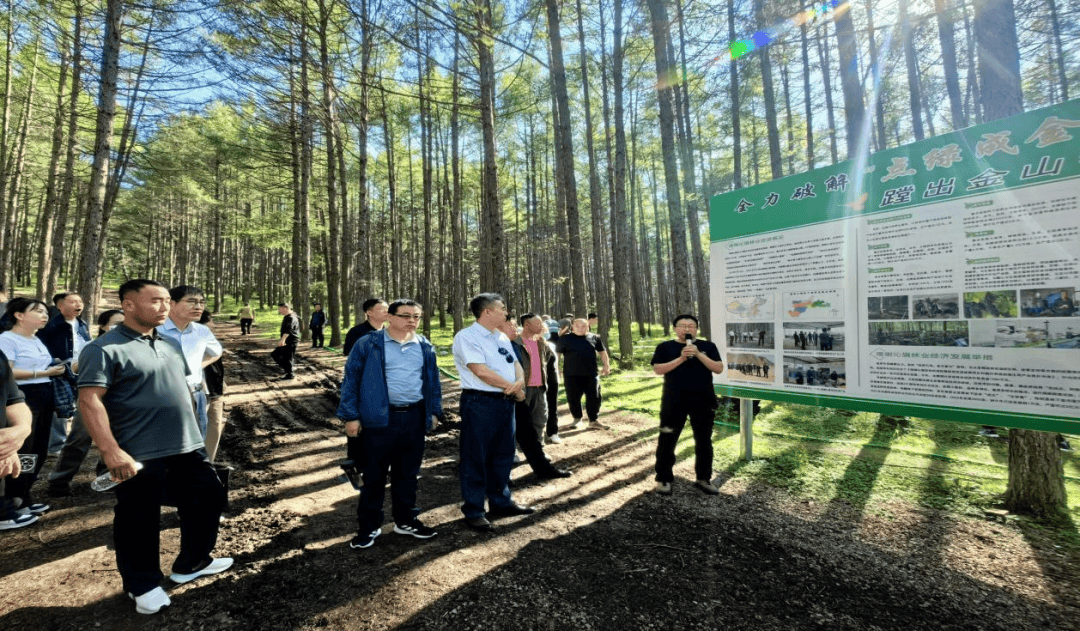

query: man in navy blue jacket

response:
[38,292,93,490]
[337,299,443,549]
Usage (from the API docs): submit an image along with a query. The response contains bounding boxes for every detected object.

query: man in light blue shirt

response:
[337,299,443,549]
[157,286,223,438]
[452,293,531,532]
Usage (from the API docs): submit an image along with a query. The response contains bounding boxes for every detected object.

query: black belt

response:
[461,388,513,400]
[389,400,423,411]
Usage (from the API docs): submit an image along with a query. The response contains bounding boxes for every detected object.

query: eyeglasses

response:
[497,347,514,363]
[391,313,422,321]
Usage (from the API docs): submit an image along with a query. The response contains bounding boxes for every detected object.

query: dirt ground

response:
[2,321,1079,630]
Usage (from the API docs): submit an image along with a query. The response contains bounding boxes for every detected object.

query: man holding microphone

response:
[650,314,725,496]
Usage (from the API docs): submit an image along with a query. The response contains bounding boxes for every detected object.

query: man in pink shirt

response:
[499,314,572,480]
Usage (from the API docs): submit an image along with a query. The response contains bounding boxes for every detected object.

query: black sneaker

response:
[394,520,437,539]
[350,528,381,549]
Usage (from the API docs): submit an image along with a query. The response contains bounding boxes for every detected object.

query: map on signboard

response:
[726,295,774,320]
[783,290,844,320]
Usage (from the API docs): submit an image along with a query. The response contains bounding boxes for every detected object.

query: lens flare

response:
[728,1,844,60]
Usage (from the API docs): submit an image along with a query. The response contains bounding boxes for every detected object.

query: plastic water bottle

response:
[91,462,144,492]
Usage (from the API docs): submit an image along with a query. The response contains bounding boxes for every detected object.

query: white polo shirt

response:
[452,321,518,392]
[157,318,223,391]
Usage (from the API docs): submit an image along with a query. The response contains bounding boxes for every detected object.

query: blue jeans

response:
[458,392,516,519]
[49,413,68,454]
[356,404,426,533]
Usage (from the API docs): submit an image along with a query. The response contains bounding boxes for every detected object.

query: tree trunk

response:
[863,0,888,151]
[834,4,865,159]
[318,0,342,347]
[76,0,123,317]
[646,0,691,313]
[450,28,464,332]
[50,0,82,297]
[610,0,634,366]
[576,0,611,343]
[755,0,783,180]
[545,0,586,316]
[36,29,70,300]
[800,13,815,170]
[727,0,742,190]
[935,0,967,129]
[1045,0,1068,102]
[475,0,506,295]
[817,17,840,164]
[900,0,925,140]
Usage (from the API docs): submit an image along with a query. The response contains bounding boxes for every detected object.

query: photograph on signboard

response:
[782,289,843,320]
[963,290,1018,319]
[726,353,775,383]
[867,295,910,320]
[1019,287,1077,317]
[726,323,774,349]
[782,356,845,389]
[912,293,960,320]
[782,322,845,351]
[970,319,1080,348]
[869,320,969,346]
[725,294,774,321]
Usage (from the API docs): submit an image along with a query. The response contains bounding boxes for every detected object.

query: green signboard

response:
[708,100,1080,433]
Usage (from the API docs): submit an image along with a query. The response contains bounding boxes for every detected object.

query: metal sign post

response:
[739,398,754,460]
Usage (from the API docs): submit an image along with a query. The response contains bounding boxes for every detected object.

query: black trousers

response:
[545,372,559,437]
[515,388,559,476]
[655,392,715,483]
[356,405,426,532]
[114,450,225,596]
[240,318,253,334]
[310,326,324,347]
[564,374,601,422]
[4,382,54,505]
[271,342,297,376]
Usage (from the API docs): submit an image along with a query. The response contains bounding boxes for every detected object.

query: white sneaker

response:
[169,557,234,584]
[546,434,562,444]
[571,419,587,430]
[0,512,38,530]
[129,587,171,614]
[654,482,672,495]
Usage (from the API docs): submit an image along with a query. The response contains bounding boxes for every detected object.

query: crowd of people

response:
[1,280,727,615]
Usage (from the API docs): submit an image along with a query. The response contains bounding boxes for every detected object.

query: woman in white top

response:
[0,298,65,516]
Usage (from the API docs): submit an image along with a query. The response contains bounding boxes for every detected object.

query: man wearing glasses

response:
[338,299,443,549]
[650,314,725,496]
[157,286,223,438]
[452,293,532,532]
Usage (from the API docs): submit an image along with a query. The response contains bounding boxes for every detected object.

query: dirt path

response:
[1,321,1078,630]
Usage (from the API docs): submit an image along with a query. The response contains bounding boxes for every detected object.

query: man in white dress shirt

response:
[451,293,533,532]
[157,286,223,438]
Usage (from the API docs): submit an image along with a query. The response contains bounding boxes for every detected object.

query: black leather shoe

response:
[465,517,494,532]
[487,502,535,517]
[537,468,572,480]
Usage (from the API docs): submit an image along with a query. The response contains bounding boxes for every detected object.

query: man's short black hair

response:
[672,314,699,327]
[119,279,165,301]
[588,312,598,320]
[388,299,421,315]
[469,293,504,319]
[520,313,540,325]
[168,285,204,302]
[278,302,291,309]
[52,292,80,305]
[362,298,386,312]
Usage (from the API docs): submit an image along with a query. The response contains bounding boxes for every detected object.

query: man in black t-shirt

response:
[555,318,610,430]
[650,314,724,496]
[271,303,301,380]
[0,349,35,529]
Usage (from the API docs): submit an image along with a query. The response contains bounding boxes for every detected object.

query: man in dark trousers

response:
[650,314,725,496]
[340,298,389,474]
[337,299,442,549]
[452,293,532,533]
[500,314,571,480]
[555,318,610,431]
[271,303,300,380]
[309,303,327,348]
[79,279,230,614]
[0,349,35,530]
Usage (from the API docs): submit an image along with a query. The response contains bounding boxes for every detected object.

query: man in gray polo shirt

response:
[79,279,232,615]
